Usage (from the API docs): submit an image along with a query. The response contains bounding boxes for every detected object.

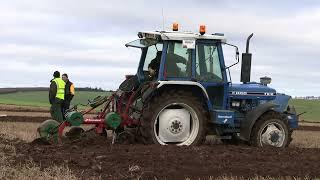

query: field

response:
[0,90,320,179]
[289,99,320,122]
[0,90,111,107]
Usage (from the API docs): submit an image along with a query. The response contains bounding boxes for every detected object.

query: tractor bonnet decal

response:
[230,91,275,96]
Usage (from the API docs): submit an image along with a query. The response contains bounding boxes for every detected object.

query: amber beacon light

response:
[172,23,179,31]
[199,25,206,35]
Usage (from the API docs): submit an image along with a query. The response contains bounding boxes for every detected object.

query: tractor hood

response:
[229,82,276,100]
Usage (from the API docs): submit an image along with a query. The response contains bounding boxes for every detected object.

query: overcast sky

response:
[0,0,319,96]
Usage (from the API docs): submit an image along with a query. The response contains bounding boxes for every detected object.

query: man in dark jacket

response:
[49,71,65,122]
[62,73,75,114]
[147,51,161,80]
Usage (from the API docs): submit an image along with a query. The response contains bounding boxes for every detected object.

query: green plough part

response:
[105,112,121,129]
[65,111,84,126]
[37,119,60,143]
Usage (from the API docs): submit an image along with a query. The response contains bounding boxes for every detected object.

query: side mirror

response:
[240,53,252,83]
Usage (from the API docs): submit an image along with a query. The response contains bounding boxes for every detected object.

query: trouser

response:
[50,99,64,123]
[62,99,71,116]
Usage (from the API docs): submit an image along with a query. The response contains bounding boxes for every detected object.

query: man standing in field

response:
[62,73,75,114]
[49,71,65,122]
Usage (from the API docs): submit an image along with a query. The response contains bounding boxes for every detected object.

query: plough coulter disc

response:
[65,111,84,126]
[105,112,121,129]
[37,119,60,143]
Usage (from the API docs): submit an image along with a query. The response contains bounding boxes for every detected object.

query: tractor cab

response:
[125,27,229,109]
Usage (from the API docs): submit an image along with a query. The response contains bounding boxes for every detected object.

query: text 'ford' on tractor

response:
[38,24,299,148]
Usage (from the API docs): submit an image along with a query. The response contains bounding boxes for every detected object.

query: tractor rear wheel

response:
[250,111,291,148]
[140,90,208,146]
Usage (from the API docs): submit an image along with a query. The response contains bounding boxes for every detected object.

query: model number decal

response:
[231,91,247,95]
[231,91,275,96]
[218,115,233,119]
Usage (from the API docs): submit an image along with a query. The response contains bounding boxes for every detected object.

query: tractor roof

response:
[138,31,227,42]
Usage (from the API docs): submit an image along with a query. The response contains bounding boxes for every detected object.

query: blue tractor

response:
[40,24,298,147]
[117,25,298,148]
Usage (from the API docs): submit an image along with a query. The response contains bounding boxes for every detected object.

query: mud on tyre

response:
[140,90,208,146]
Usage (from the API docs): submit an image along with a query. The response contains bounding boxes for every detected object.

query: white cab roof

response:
[139,31,226,42]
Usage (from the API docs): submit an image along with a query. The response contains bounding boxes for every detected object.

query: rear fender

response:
[155,81,211,109]
[240,102,277,141]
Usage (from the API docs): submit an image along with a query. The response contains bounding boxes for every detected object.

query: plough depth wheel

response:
[37,119,60,143]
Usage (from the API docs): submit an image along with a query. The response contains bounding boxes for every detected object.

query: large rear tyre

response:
[250,111,291,148]
[140,90,208,146]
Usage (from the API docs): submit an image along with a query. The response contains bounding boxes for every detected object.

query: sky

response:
[0,0,319,96]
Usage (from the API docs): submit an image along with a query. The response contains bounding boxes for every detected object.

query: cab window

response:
[143,44,163,71]
[165,41,192,78]
[196,43,223,82]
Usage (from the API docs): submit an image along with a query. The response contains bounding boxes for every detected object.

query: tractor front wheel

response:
[140,90,208,146]
[250,111,291,148]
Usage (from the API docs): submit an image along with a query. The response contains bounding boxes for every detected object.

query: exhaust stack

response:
[241,33,254,83]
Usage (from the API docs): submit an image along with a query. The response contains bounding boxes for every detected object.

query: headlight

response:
[232,101,240,107]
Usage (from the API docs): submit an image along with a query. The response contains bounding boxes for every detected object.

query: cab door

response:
[194,41,228,110]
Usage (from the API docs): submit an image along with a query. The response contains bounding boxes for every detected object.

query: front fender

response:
[272,93,291,112]
[240,102,277,141]
[272,94,298,129]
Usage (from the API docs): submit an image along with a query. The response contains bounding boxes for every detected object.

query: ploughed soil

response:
[0,104,49,112]
[1,134,320,179]
[1,105,320,178]
[0,115,49,122]
[297,125,320,131]
[0,105,96,122]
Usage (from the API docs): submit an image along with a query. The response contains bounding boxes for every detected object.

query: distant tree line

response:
[77,87,106,92]
[294,96,320,100]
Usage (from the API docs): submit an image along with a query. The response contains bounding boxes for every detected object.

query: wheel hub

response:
[169,120,183,134]
[270,131,280,143]
[157,108,191,143]
[261,123,285,147]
